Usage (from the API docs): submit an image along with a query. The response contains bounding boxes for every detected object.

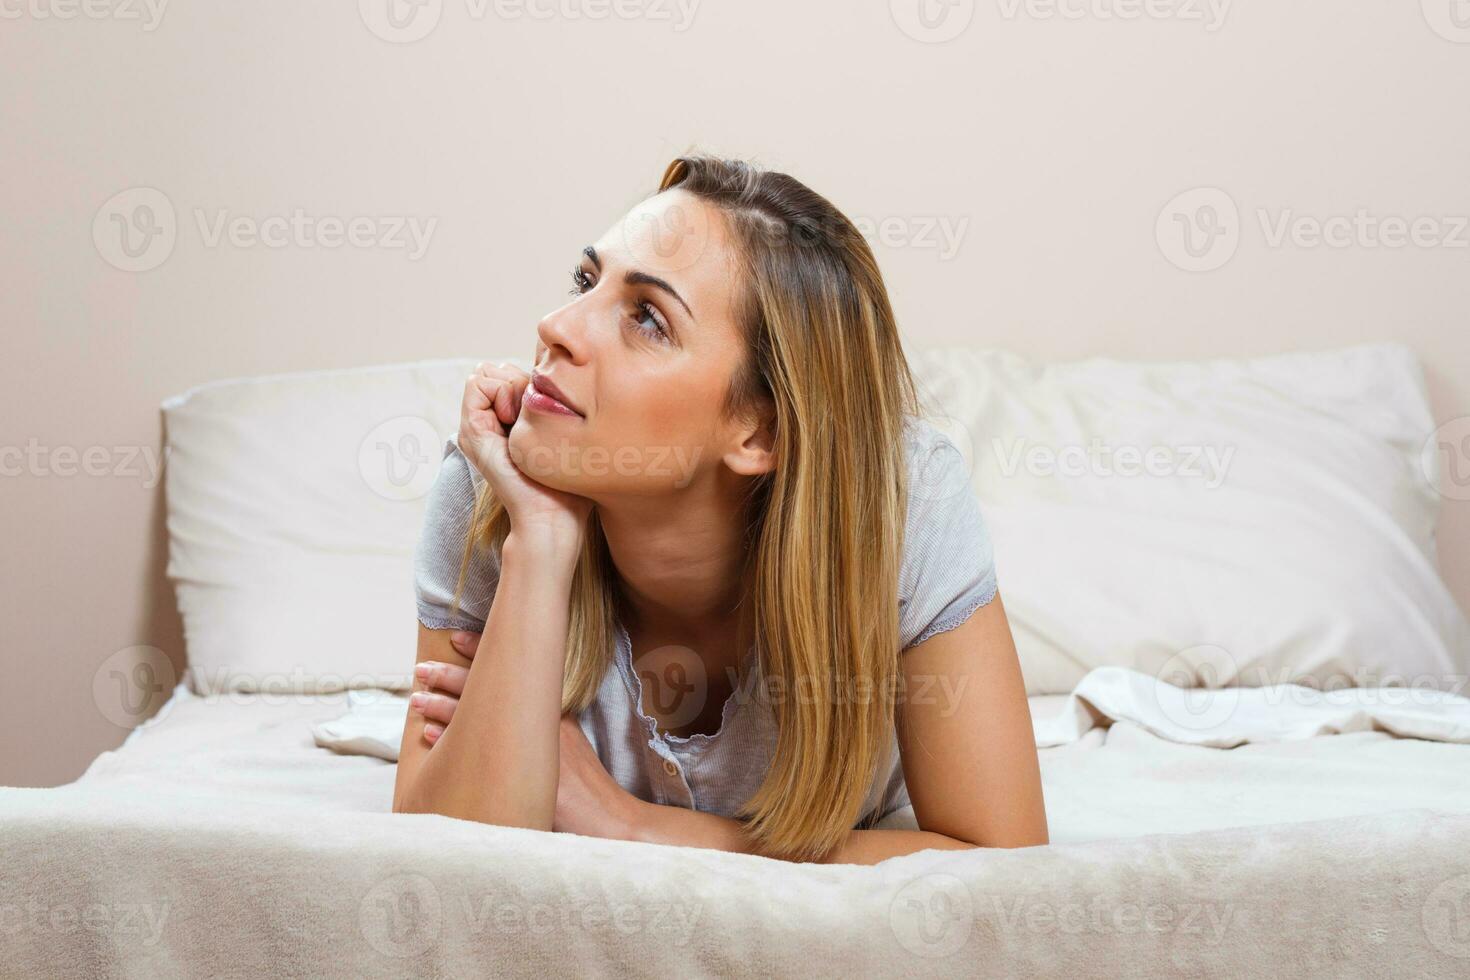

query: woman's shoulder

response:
[896,414,998,651]
[413,435,501,631]
[899,414,981,517]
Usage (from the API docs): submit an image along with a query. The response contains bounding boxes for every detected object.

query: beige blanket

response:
[3,683,1469,977]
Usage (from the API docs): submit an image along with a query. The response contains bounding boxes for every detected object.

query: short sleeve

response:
[414,436,502,631]
[898,418,999,652]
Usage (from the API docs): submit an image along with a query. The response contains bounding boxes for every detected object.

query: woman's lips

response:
[526,376,583,418]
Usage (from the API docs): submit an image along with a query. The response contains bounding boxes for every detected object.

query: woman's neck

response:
[593,475,753,650]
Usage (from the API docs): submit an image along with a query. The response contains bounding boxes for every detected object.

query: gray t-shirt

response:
[413,414,999,827]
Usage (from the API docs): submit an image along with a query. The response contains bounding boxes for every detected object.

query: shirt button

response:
[662,759,678,777]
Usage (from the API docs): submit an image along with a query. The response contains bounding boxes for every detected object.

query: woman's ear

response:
[722,402,777,477]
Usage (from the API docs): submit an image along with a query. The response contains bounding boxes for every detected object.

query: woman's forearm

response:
[624,800,979,865]
[403,528,580,829]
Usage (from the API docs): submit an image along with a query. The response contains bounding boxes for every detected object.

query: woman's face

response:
[508,189,766,498]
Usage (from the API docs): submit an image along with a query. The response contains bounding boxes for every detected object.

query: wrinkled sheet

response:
[3,681,1470,977]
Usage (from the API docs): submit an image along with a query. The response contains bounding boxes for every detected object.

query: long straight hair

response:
[451,154,920,862]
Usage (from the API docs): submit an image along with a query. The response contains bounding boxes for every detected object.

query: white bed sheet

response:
[78,680,1470,845]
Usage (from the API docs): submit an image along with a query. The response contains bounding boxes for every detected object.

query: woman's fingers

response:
[422,722,444,744]
[407,690,458,725]
[449,631,482,660]
[414,660,470,696]
[474,361,530,424]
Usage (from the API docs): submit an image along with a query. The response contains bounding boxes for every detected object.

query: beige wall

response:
[3,1,1468,786]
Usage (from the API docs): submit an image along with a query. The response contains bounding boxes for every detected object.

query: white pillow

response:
[910,341,1470,695]
[163,357,525,694]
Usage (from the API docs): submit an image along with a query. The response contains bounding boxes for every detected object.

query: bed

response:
[4,342,1469,977]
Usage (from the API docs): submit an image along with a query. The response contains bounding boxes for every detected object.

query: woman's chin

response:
[507,425,579,487]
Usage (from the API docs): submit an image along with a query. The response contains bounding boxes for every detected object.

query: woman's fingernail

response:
[409,692,427,709]
[414,663,431,679]
[451,632,469,647]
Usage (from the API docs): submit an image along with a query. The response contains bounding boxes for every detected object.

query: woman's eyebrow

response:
[583,245,694,321]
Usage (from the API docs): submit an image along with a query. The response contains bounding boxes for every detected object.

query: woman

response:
[392,154,1048,864]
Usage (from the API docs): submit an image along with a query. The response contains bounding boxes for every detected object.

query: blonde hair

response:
[452,153,921,862]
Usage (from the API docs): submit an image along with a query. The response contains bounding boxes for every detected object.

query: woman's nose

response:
[536,307,584,363]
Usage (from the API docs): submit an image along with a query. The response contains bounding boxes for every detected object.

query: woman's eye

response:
[566,266,669,344]
[567,266,591,295]
[631,301,670,343]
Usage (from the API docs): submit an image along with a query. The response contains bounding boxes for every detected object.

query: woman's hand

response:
[410,632,645,842]
[458,361,594,541]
